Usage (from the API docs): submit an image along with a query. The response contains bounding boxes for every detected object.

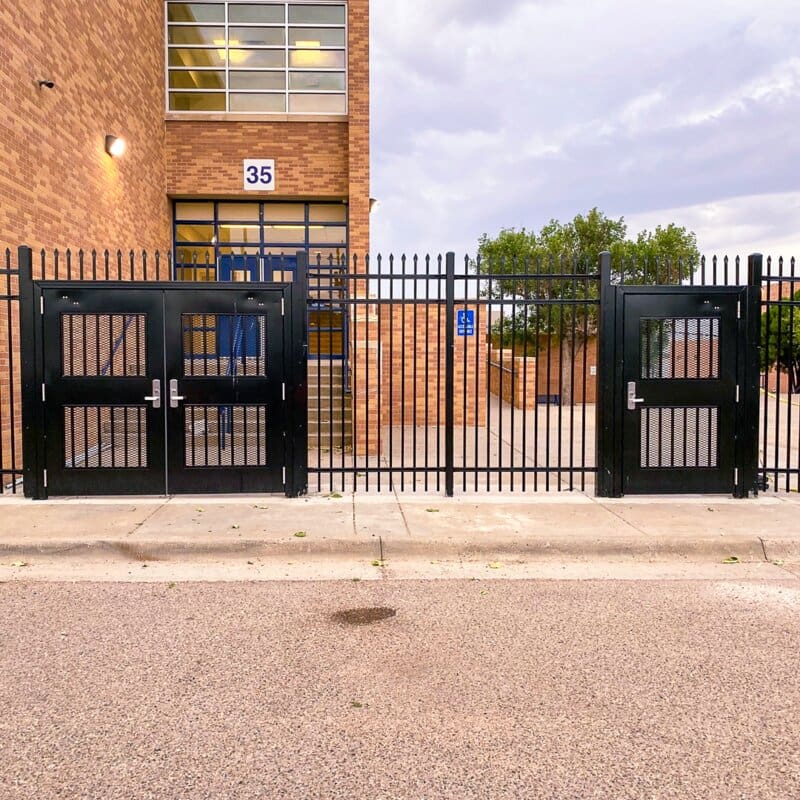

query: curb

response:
[0,534,792,564]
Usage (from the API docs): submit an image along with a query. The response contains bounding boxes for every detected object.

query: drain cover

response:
[332,607,397,626]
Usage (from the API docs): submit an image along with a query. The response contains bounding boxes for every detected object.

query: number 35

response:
[246,165,273,185]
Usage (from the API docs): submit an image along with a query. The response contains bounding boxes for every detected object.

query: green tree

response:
[478,209,700,404]
[761,290,800,393]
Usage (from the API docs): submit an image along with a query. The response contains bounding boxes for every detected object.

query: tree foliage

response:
[761,289,800,393]
[479,209,701,403]
[478,208,701,342]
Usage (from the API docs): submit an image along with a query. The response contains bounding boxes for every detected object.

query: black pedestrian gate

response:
[596,253,762,498]
[20,275,307,498]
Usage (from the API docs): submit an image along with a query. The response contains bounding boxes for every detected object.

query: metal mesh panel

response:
[182,314,267,377]
[62,314,146,377]
[641,407,718,468]
[641,318,719,380]
[64,406,148,468]
[185,405,267,467]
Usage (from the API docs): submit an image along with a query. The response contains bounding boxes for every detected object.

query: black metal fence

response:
[760,256,799,492]
[1,246,799,495]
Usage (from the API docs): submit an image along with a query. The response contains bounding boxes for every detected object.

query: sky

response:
[369,0,800,260]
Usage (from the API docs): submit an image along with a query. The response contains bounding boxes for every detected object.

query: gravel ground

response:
[1,579,799,799]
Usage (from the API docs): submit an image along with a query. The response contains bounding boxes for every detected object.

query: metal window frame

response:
[165,0,348,115]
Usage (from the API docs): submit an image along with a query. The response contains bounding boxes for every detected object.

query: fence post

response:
[595,251,618,497]
[445,252,455,497]
[285,250,309,498]
[737,253,763,498]
[18,246,45,499]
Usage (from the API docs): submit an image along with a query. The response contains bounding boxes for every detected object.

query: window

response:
[166,2,347,114]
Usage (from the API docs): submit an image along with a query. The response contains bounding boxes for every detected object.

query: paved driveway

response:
[1,579,798,799]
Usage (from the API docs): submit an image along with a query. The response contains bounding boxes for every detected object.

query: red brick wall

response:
[0,0,170,253]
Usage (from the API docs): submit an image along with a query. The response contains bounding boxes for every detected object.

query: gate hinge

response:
[281,298,285,317]
[734,467,739,486]
[43,469,48,488]
[282,382,286,401]
[41,383,46,402]
[736,301,742,320]
[40,296,44,315]
[282,466,286,486]
[735,385,740,403]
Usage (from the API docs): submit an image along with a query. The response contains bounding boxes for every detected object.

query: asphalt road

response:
[1,579,799,799]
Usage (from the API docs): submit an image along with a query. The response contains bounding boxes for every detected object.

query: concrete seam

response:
[758,536,769,562]
[591,498,651,537]
[126,501,168,537]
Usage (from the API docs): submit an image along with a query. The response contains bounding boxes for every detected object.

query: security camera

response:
[37,79,55,89]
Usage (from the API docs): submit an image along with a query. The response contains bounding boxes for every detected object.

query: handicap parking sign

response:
[457,309,475,336]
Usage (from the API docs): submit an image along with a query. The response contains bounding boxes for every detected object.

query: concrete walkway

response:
[1,492,799,581]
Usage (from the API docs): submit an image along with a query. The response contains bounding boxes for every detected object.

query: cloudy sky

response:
[369,0,800,259]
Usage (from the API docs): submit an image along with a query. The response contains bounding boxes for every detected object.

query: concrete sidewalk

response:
[1,492,799,571]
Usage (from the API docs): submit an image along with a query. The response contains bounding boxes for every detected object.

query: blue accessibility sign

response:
[457,309,475,336]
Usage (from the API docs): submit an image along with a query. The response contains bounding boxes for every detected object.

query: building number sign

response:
[243,159,276,191]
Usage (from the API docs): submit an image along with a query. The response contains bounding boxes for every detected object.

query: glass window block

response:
[288,93,346,113]
[169,48,226,68]
[167,3,225,23]
[229,92,286,112]
[169,70,226,90]
[168,25,226,46]
[228,3,285,24]
[229,26,285,47]
[288,4,346,25]
[169,92,227,111]
[229,71,286,91]
[288,27,346,48]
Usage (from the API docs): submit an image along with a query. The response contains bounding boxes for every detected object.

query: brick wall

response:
[351,302,487,457]
[0,0,170,253]
[489,352,537,410]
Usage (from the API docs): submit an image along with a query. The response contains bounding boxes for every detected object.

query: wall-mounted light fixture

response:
[104,135,126,158]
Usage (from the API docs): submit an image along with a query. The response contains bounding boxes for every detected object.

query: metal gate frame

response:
[595,252,762,498]
[19,249,309,499]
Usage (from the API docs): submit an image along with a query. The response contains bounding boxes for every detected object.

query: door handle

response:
[169,379,185,408]
[144,379,161,409]
[627,381,645,411]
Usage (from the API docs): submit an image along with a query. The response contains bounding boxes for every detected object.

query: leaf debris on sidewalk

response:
[722,556,741,564]
[372,559,388,568]
[293,531,308,538]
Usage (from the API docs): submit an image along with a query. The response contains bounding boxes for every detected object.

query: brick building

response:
[1,1,369,259]
[1,0,372,473]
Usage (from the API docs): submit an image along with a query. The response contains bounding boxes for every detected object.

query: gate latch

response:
[169,379,185,408]
[145,379,162,410]
[627,381,645,411]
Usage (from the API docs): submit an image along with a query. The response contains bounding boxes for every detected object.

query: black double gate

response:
[21,279,307,498]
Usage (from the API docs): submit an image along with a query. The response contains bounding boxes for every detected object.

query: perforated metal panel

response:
[64,406,148,468]
[640,318,719,380]
[640,407,718,469]
[62,314,146,377]
[182,313,267,377]
[185,405,268,467]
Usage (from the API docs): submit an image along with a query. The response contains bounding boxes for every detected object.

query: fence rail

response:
[1,246,798,495]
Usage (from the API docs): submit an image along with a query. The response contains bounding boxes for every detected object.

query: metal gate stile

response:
[20,250,307,498]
